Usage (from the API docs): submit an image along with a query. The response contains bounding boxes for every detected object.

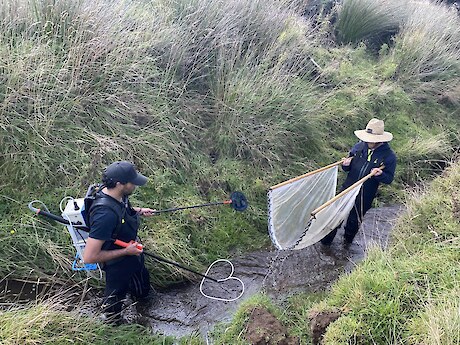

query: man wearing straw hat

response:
[320,118,397,246]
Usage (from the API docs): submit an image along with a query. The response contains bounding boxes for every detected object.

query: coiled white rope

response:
[199,259,245,302]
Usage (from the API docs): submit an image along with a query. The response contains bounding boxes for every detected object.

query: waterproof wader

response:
[102,254,151,317]
[89,192,151,320]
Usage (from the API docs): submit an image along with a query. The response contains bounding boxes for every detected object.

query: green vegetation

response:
[0,295,182,344]
[392,1,460,99]
[210,294,279,344]
[318,161,460,344]
[211,160,460,344]
[1,0,459,343]
[334,0,404,45]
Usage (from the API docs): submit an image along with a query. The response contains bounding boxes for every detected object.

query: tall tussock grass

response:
[0,0,197,191]
[334,0,405,46]
[0,0,324,193]
[391,0,460,99]
[209,52,320,165]
[333,0,460,100]
[158,0,322,165]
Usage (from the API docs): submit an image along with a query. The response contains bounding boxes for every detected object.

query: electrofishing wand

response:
[28,202,221,282]
[113,240,220,283]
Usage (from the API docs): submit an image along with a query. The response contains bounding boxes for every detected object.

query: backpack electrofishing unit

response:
[29,184,116,272]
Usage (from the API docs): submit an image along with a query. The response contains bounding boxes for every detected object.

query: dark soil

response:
[245,307,299,345]
[308,308,342,345]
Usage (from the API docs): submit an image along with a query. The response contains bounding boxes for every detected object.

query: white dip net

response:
[268,160,368,250]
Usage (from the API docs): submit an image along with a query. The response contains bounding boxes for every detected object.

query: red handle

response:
[114,239,143,251]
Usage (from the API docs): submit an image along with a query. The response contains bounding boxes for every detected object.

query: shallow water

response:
[2,206,401,338]
[135,205,402,337]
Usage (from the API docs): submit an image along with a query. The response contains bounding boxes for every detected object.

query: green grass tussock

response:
[391,0,460,99]
[210,63,320,165]
[334,0,405,46]
[160,0,323,166]
[0,0,194,191]
[332,0,460,101]
[407,287,460,345]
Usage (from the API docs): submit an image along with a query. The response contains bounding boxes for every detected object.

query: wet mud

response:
[2,206,401,339]
[135,205,402,338]
[0,279,50,303]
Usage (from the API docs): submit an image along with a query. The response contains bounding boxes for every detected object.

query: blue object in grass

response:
[72,253,98,271]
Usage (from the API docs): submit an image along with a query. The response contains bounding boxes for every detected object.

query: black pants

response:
[102,254,150,316]
[321,191,374,245]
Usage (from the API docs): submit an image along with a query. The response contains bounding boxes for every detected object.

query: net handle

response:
[311,166,384,217]
[269,159,345,190]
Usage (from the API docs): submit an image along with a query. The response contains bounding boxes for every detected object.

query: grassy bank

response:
[210,160,460,344]
[315,160,460,344]
[1,0,460,342]
[0,295,193,345]
[1,0,458,284]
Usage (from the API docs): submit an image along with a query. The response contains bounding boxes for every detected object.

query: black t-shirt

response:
[89,206,119,242]
[88,192,139,250]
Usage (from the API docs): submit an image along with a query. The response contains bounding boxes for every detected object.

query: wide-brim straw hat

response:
[354,118,393,143]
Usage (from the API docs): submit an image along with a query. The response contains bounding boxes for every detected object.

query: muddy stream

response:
[1,206,401,339]
[129,205,401,337]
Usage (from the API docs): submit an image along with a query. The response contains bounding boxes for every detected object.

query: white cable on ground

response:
[199,259,244,302]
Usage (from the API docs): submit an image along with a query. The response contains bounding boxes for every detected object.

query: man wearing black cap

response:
[83,161,155,324]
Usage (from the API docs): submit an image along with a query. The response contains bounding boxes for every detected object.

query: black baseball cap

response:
[104,161,148,186]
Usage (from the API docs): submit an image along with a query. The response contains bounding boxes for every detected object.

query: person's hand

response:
[371,167,383,176]
[138,208,157,217]
[342,157,353,167]
[125,241,143,256]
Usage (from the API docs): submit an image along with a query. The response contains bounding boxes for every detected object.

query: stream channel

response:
[0,205,402,339]
[125,205,402,338]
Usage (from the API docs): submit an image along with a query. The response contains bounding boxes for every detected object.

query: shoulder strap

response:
[90,196,126,240]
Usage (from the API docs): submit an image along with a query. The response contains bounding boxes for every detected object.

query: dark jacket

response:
[342,141,396,203]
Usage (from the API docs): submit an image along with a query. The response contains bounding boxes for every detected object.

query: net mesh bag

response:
[268,161,365,250]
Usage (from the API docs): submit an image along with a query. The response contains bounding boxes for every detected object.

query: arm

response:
[132,206,157,217]
[83,238,142,264]
[342,142,363,171]
[372,153,396,184]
